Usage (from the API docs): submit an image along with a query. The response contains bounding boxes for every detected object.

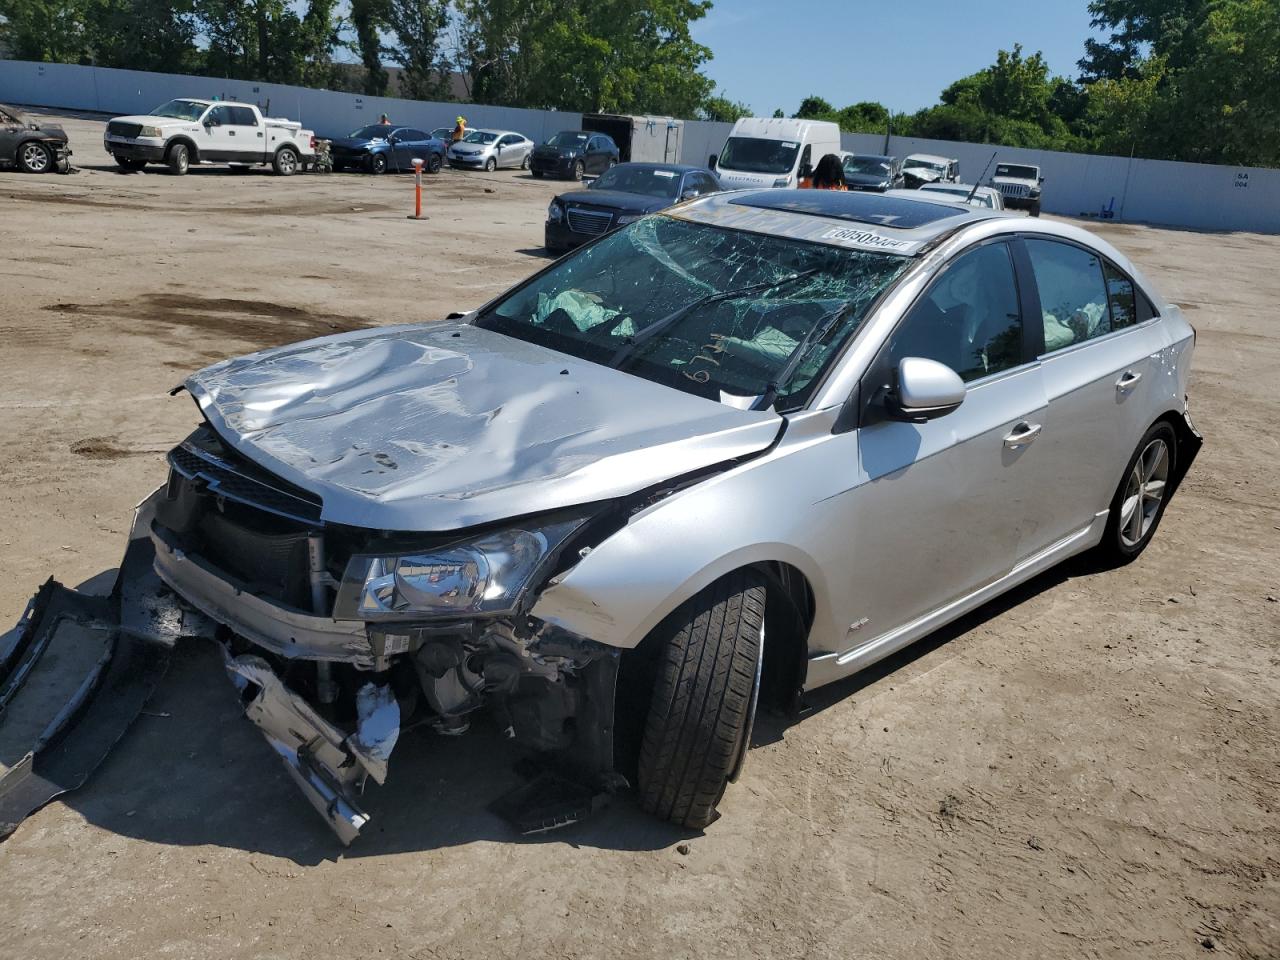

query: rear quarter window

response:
[1025,238,1112,353]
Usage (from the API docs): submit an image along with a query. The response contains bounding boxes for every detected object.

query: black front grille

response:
[168,441,323,525]
[566,207,613,235]
[108,121,143,138]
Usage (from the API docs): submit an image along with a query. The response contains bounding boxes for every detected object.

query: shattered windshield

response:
[589,165,682,199]
[151,99,209,121]
[476,216,909,410]
[718,137,800,175]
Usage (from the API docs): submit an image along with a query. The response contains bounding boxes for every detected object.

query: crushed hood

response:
[558,189,669,214]
[186,322,783,532]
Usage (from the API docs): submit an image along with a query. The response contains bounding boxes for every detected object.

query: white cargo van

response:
[709,117,842,190]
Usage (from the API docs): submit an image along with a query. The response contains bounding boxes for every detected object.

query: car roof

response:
[673,189,1006,255]
[611,161,708,175]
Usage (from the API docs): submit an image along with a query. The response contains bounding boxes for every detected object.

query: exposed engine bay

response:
[1,422,625,845]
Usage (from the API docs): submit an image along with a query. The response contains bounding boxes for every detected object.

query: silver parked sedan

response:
[446,128,534,171]
[6,190,1200,845]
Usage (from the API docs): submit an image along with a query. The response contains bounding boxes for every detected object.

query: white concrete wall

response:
[4,58,1278,233]
[0,59,582,144]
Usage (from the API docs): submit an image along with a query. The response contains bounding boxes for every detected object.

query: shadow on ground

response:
[52,552,1109,866]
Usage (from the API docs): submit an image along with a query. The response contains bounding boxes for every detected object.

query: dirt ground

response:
[0,110,1276,960]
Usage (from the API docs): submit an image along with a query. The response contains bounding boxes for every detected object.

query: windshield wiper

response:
[609,268,821,369]
[751,300,856,412]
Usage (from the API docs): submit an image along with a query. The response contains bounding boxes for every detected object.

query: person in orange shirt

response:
[451,116,467,142]
[808,153,848,190]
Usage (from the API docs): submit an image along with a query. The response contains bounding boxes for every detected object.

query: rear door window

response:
[1103,262,1139,329]
[404,129,428,141]
[228,106,257,126]
[1025,239,1112,353]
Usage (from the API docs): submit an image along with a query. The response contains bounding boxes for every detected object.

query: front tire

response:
[1029,200,1041,217]
[1098,422,1177,564]
[484,156,497,172]
[166,142,189,176]
[638,570,766,829]
[531,169,544,178]
[369,152,387,175]
[18,141,52,174]
[572,160,585,181]
[272,147,298,176]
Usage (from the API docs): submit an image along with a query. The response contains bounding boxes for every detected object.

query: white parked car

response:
[447,129,535,171]
[104,98,316,176]
[915,183,1006,209]
[903,153,960,188]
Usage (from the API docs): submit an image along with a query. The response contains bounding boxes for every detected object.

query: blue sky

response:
[690,0,1101,115]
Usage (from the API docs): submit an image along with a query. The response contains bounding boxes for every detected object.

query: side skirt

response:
[804,514,1107,690]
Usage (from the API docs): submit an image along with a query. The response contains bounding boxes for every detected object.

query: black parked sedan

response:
[545,162,721,252]
[529,130,619,180]
[842,153,903,192]
[0,104,71,174]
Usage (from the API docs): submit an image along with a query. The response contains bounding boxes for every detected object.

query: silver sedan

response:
[446,128,534,171]
[15,189,1200,845]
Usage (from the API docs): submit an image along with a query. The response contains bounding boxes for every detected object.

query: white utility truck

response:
[709,117,842,190]
[104,98,317,176]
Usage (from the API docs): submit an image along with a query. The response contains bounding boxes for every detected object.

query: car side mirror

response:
[205,118,219,127]
[681,188,698,200]
[888,357,965,421]
[708,154,717,171]
[1039,176,1045,183]
[799,162,813,180]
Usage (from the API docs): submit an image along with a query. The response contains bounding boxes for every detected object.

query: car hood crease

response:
[186,322,783,532]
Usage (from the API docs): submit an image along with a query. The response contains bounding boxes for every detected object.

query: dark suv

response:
[529,131,619,180]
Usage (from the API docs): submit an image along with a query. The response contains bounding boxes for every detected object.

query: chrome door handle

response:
[1116,370,1143,391]
[1003,421,1042,448]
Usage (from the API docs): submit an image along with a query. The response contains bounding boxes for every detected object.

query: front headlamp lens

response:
[338,519,585,620]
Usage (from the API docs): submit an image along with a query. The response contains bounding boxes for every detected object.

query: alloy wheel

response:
[1119,437,1169,547]
[21,142,50,172]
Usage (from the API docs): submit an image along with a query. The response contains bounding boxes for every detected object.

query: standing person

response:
[807,153,848,190]
[451,116,467,142]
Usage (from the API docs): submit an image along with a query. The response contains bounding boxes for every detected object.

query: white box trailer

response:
[582,113,683,164]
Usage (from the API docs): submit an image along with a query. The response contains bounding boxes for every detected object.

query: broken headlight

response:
[547,199,564,223]
[335,518,586,620]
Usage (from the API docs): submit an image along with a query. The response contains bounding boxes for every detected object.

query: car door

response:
[391,129,428,170]
[492,134,515,168]
[201,105,238,160]
[585,136,608,174]
[227,105,264,161]
[837,239,1051,651]
[1014,236,1163,557]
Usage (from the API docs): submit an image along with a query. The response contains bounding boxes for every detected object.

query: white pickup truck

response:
[104,98,316,176]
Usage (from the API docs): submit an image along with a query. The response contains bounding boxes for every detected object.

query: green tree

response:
[348,0,389,95]
[1079,0,1208,80]
[836,101,888,132]
[384,0,450,100]
[458,0,714,115]
[792,95,835,120]
[700,92,751,122]
[0,0,92,61]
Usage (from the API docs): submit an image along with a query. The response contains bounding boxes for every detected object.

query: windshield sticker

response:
[653,170,677,177]
[820,227,914,251]
[781,141,797,148]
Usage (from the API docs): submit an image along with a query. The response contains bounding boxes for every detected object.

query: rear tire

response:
[521,154,530,170]
[18,141,52,174]
[272,147,298,176]
[637,570,766,829]
[166,142,190,176]
[426,152,443,174]
[1097,422,1177,565]
[572,160,585,181]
